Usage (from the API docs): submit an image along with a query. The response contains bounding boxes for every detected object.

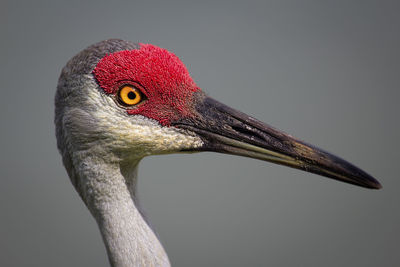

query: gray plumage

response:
[56,39,176,266]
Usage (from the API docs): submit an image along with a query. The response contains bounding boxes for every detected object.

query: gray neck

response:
[74,155,170,267]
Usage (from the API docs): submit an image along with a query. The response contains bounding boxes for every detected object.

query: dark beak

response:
[173,94,381,189]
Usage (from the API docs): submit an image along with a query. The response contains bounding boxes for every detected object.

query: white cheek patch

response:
[86,85,204,158]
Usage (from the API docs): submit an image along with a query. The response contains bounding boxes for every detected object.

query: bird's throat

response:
[74,156,170,267]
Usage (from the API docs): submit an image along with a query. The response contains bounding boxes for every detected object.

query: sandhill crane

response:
[55,39,381,267]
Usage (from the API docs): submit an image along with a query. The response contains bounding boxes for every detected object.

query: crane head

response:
[55,39,381,190]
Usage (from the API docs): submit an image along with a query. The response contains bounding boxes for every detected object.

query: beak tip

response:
[364,177,382,190]
[373,181,382,190]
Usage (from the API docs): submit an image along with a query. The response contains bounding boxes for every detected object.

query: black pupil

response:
[127,91,136,100]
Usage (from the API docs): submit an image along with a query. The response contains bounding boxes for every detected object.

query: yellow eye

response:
[118,85,143,106]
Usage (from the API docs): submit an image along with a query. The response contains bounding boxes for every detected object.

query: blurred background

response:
[1,0,399,266]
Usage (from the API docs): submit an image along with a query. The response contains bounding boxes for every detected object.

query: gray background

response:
[1,0,399,266]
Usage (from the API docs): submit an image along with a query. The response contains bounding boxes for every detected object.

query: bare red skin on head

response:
[93,43,201,126]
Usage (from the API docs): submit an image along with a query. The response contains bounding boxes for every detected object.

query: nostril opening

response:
[231,124,266,143]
